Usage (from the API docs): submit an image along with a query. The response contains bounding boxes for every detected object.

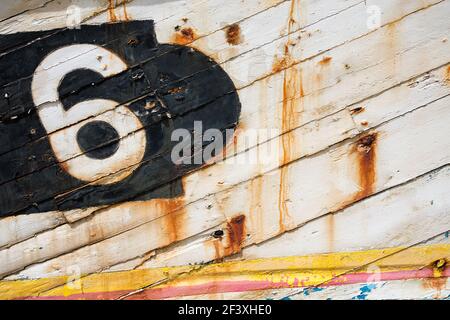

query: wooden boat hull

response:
[0,0,449,300]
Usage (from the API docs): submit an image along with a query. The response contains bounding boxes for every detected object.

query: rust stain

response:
[225,23,242,46]
[58,160,69,173]
[278,168,290,233]
[422,277,447,295]
[211,238,223,262]
[213,238,221,257]
[159,198,186,244]
[422,260,448,298]
[205,234,225,262]
[287,0,297,34]
[445,65,450,84]
[354,132,378,200]
[167,86,185,94]
[272,52,295,74]
[350,107,365,115]
[122,1,130,21]
[280,59,302,148]
[224,214,246,255]
[107,0,130,22]
[360,120,369,127]
[277,0,302,234]
[108,0,118,22]
[318,56,332,66]
[277,59,301,233]
[172,27,197,45]
[215,124,241,164]
[385,21,399,71]
[314,53,332,101]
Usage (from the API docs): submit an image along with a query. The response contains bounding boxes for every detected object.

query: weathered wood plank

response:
[2,56,447,249]
[2,57,448,272]
[0,0,53,23]
[108,164,450,270]
[4,93,449,280]
[0,0,449,301]
[172,277,450,300]
[0,20,242,216]
[0,0,360,147]
[4,238,447,299]
[123,235,448,300]
[0,0,446,219]
[1,61,448,271]
[0,107,357,278]
[0,211,65,250]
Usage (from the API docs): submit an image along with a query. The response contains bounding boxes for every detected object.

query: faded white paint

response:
[0,0,449,300]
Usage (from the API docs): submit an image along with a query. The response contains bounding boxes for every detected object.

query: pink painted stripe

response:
[20,267,450,300]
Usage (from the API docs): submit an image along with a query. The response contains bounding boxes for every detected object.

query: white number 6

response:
[32,44,146,184]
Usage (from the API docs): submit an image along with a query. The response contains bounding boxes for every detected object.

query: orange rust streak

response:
[354,133,378,200]
[278,66,301,233]
[172,27,197,45]
[122,1,130,21]
[277,0,303,234]
[212,239,222,261]
[287,0,297,33]
[318,56,332,66]
[108,0,118,22]
[422,277,447,291]
[159,198,186,244]
[422,261,447,299]
[224,215,246,255]
[445,65,450,84]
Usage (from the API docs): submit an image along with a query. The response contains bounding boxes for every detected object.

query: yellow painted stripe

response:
[0,243,448,299]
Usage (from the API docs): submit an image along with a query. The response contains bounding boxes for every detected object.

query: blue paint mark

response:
[445,231,449,238]
[302,287,324,296]
[281,296,292,300]
[352,284,377,300]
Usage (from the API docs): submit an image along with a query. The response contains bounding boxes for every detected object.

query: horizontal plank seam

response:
[1,85,448,277]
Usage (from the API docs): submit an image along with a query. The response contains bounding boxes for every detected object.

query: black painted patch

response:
[77,121,120,159]
[0,21,241,216]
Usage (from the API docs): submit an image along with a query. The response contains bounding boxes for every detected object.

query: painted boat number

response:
[0,21,241,216]
[32,44,147,183]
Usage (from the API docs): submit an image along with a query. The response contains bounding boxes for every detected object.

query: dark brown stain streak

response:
[224,215,246,255]
[354,132,378,199]
[225,24,242,46]
[350,106,365,115]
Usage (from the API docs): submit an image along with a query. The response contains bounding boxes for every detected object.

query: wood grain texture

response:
[0,0,449,300]
[0,0,447,219]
